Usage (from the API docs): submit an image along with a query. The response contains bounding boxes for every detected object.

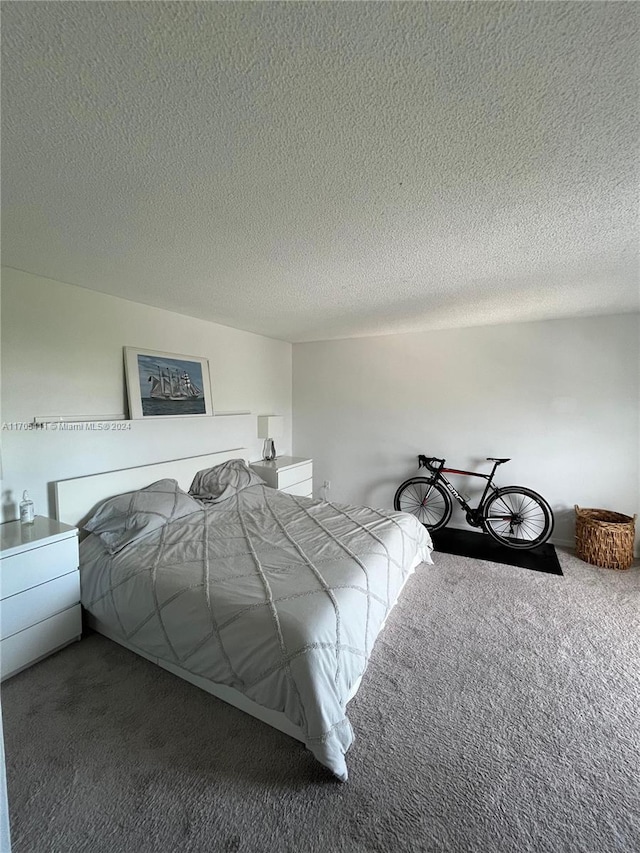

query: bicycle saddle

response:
[486,457,510,463]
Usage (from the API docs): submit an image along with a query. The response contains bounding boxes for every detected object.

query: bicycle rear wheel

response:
[393,477,452,530]
[482,487,554,549]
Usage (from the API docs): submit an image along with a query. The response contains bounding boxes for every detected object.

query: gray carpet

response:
[3,549,639,853]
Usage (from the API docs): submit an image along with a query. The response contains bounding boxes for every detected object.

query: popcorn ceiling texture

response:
[2,2,638,342]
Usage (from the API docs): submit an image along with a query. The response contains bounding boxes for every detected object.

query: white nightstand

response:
[0,516,81,681]
[251,456,313,498]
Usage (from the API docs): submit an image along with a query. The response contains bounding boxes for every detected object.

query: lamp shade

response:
[257,415,283,439]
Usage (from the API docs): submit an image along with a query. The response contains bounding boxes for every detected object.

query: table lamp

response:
[257,415,283,461]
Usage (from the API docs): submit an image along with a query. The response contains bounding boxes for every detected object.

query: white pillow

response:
[189,459,265,503]
[84,479,201,554]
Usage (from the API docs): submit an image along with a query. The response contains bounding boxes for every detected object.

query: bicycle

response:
[393,455,554,550]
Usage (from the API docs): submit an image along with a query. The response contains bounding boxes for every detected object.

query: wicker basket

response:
[574,506,637,570]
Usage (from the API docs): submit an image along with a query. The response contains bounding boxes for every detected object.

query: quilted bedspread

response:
[80,485,433,780]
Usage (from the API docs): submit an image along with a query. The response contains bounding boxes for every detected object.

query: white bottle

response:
[19,490,35,525]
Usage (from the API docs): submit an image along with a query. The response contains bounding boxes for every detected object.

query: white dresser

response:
[0,516,81,681]
[251,456,313,498]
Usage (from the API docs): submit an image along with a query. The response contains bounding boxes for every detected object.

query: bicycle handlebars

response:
[418,455,445,471]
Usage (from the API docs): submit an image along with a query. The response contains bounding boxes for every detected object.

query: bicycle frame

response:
[423,459,502,518]
[400,455,554,548]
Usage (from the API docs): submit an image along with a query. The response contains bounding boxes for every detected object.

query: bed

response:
[55,449,433,781]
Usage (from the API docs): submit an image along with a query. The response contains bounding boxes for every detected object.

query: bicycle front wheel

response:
[393,477,452,530]
[482,487,554,549]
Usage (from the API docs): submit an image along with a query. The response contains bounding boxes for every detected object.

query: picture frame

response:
[124,347,213,419]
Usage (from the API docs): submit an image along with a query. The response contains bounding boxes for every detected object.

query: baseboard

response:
[551,538,576,550]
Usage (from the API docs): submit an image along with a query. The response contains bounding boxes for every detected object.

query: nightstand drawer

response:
[281,479,313,498]
[1,571,80,640]
[277,462,313,490]
[1,535,78,599]
[1,604,81,681]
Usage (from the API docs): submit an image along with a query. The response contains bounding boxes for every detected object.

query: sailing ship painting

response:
[124,348,213,418]
[148,365,202,402]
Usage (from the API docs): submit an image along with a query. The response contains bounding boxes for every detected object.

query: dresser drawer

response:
[1,570,80,640]
[281,479,313,498]
[277,462,313,490]
[1,535,78,599]
[1,604,81,681]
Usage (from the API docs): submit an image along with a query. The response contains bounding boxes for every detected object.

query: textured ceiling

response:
[2,1,638,342]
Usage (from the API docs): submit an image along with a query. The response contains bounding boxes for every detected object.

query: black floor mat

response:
[430,527,563,575]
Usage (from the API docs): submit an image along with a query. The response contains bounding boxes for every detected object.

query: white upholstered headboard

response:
[55,448,249,528]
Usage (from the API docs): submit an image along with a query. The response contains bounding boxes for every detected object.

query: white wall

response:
[0,268,292,520]
[293,314,639,548]
[2,272,637,550]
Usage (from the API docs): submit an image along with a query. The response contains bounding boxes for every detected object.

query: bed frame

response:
[55,449,417,747]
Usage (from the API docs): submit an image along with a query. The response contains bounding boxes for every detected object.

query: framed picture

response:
[124,347,213,419]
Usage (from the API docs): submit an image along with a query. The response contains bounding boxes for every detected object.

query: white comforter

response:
[80,485,433,780]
